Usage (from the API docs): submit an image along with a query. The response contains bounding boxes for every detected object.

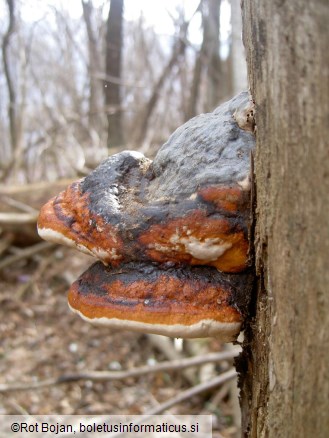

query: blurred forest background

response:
[0,0,247,183]
[0,1,248,437]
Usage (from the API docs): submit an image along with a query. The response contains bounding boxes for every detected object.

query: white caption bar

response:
[0,415,212,438]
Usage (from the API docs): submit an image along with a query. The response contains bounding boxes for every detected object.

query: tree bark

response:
[105,0,124,149]
[239,1,329,437]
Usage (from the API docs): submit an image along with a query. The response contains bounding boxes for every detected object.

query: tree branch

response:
[0,350,240,392]
[144,368,237,415]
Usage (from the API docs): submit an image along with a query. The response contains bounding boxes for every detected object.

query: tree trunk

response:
[105,0,124,149]
[205,0,222,110]
[186,0,223,120]
[81,0,103,132]
[2,0,18,153]
[230,0,247,94]
[239,1,329,437]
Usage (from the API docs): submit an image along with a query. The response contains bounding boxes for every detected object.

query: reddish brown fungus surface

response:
[38,92,255,339]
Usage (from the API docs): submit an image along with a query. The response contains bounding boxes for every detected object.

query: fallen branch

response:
[143,368,237,415]
[45,369,236,438]
[147,334,196,385]
[0,349,240,392]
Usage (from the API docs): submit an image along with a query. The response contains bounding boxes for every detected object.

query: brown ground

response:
[0,244,239,436]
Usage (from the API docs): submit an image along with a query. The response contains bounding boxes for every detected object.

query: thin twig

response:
[0,212,38,224]
[16,254,55,298]
[0,195,39,213]
[0,350,240,393]
[54,371,235,438]
[144,369,237,415]
[147,334,195,385]
[0,241,56,270]
[0,233,14,256]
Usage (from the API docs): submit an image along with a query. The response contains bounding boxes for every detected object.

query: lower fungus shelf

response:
[67,260,251,340]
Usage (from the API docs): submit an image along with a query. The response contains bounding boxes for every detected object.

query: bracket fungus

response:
[38,91,255,341]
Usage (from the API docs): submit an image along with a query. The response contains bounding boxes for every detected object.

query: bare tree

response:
[205,0,223,110]
[230,0,247,94]
[81,0,104,133]
[1,1,239,182]
[239,1,329,436]
[133,20,188,146]
[1,0,25,181]
[2,0,17,154]
[105,0,124,149]
[186,0,227,121]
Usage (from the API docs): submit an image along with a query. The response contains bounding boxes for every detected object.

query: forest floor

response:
[0,244,240,437]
